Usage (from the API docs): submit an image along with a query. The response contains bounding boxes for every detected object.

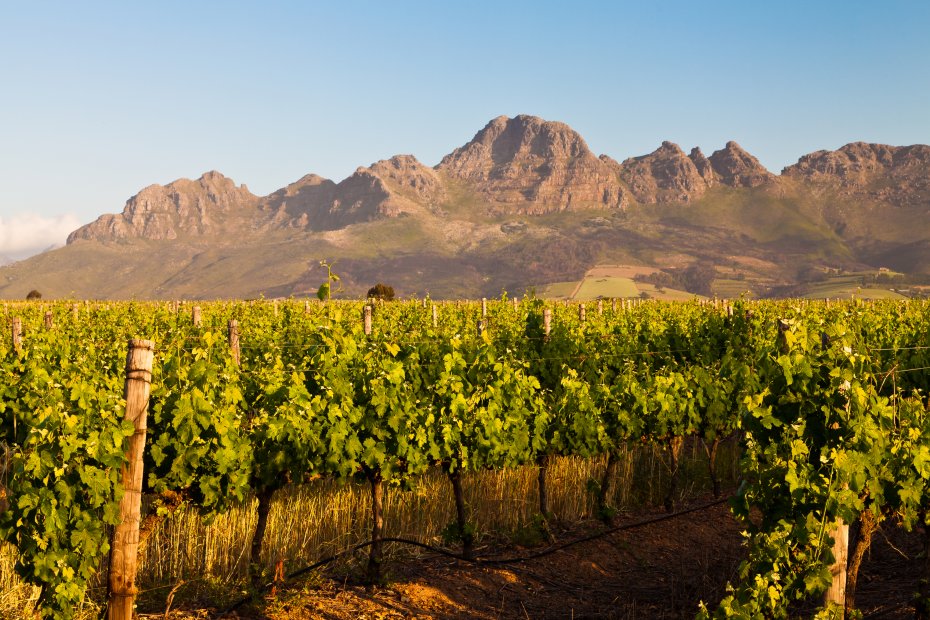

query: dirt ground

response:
[145,495,923,620]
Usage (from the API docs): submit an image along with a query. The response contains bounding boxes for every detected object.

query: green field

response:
[636,283,699,301]
[798,271,907,300]
[574,276,639,300]
[801,285,906,300]
[539,281,578,299]
[712,278,757,298]
[540,272,700,301]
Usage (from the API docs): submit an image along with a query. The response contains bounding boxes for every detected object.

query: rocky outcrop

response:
[261,174,338,229]
[260,155,439,231]
[782,142,930,206]
[616,141,712,204]
[67,171,260,243]
[436,115,628,213]
[708,141,775,188]
[604,139,776,204]
[370,155,445,205]
[688,147,716,186]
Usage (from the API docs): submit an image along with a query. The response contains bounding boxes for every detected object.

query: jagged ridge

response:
[66,115,929,247]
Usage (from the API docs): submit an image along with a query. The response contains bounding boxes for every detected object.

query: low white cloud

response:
[0,212,82,261]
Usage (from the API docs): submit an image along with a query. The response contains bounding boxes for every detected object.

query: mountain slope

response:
[4,115,930,300]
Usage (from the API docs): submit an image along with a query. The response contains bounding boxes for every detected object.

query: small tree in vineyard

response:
[367,283,395,301]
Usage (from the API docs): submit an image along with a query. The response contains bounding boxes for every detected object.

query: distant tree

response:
[26,289,42,300]
[680,263,716,296]
[367,283,395,301]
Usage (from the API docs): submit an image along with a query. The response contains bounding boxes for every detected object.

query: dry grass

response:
[0,439,739,617]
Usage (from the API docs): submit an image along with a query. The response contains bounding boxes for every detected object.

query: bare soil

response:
[144,495,923,620]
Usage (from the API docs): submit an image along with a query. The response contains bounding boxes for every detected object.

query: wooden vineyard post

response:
[228,320,240,368]
[597,300,603,315]
[481,298,487,318]
[477,318,486,337]
[611,298,617,312]
[364,305,372,336]
[579,303,586,323]
[44,310,53,330]
[11,317,22,354]
[366,469,384,584]
[432,304,438,328]
[543,308,552,341]
[191,306,202,327]
[273,299,279,317]
[107,339,155,620]
[825,517,850,614]
[513,297,519,310]
[72,303,80,321]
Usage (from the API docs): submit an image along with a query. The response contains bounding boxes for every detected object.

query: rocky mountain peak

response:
[688,147,715,184]
[436,115,627,213]
[68,172,259,243]
[783,142,930,182]
[437,115,595,180]
[616,141,712,204]
[708,141,774,188]
[782,142,930,206]
[369,155,445,205]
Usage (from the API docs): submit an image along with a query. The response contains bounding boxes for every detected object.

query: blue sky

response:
[1,1,928,257]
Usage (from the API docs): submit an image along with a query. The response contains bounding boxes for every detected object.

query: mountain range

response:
[3,114,929,300]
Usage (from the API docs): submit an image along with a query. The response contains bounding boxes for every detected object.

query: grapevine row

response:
[1,298,929,618]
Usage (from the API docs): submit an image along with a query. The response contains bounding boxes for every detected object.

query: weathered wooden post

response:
[44,310,53,330]
[543,308,552,341]
[432,304,438,328]
[481,298,487,318]
[72,303,80,321]
[825,518,850,615]
[192,306,202,327]
[477,318,486,337]
[107,339,155,620]
[597,300,603,315]
[228,320,240,368]
[579,304,586,323]
[364,305,372,336]
[11,317,22,354]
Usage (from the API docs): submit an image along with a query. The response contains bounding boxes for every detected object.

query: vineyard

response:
[1,297,930,619]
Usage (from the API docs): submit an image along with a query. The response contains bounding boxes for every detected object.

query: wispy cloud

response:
[0,213,82,261]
